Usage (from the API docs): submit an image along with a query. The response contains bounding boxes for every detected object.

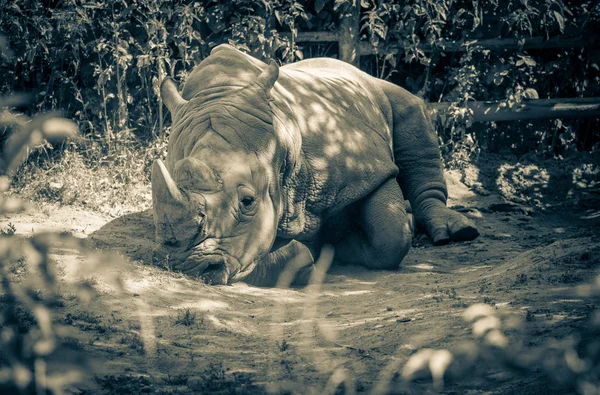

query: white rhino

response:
[153,44,478,286]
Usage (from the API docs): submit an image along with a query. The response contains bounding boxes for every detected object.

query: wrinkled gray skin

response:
[153,44,479,286]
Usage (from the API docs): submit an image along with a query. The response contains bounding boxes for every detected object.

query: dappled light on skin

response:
[68,43,600,391]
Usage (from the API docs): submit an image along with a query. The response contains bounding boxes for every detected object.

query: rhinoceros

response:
[152,44,479,286]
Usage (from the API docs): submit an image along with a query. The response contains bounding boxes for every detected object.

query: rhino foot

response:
[421,206,479,246]
[290,262,315,286]
[242,240,314,287]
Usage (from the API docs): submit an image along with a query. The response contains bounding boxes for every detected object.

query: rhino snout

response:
[168,245,242,285]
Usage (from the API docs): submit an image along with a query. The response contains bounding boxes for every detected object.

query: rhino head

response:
[152,61,297,285]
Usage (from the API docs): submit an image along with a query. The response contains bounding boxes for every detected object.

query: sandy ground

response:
[2,171,600,394]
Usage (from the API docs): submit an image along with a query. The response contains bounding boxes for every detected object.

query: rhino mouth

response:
[168,247,244,285]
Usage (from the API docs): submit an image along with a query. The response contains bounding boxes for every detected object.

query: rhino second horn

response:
[160,78,188,114]
[152,159,186,206]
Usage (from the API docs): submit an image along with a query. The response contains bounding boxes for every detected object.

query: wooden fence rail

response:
[429,97,600,122]
[291,32,588,54]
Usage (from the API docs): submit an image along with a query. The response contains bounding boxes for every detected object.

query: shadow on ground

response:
[90,209,156,263]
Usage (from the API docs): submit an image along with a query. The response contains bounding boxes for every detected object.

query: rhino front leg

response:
[377,79,479,245]
[234,240,315,287]
[333,178,412,269]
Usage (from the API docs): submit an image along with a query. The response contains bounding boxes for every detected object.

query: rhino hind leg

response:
[376,79,479,245]
[333,178,412,269]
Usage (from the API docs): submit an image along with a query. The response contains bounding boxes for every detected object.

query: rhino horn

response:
[251,60,279,98]
[152,159,186,206]
[160,77,188,114]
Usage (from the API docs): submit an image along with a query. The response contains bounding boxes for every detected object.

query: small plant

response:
[514,273,529,285]
[175,308,197,327]
[95,375,153,394]
[65,310,102,325]
[7,257,26,277]
[279,339,289,352]
[186,363,260,393]
[478,280,489,294]
[525,309,535,321]
[445,288,458,299]
[118,332,146,355]
[559,271,582,284]
[0,223,16,236]
[162,374,190,386]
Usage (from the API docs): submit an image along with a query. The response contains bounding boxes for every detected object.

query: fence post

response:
[338,0,360,66]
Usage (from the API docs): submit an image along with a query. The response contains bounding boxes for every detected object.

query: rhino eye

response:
[240,196,256,212]
[238,186,257,216]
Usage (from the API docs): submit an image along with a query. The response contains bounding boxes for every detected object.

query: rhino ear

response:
[253,60,279,98]
[160,78,188,114]
[152,159,186,206]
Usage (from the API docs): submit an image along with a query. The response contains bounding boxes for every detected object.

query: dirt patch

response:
[1,172,599,394]
[461,152,600,210]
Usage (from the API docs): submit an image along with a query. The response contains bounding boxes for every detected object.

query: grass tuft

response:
[174,309,198,327]
[12,138,167,216]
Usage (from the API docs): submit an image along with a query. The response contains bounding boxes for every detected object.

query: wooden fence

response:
[286,4,600,123]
